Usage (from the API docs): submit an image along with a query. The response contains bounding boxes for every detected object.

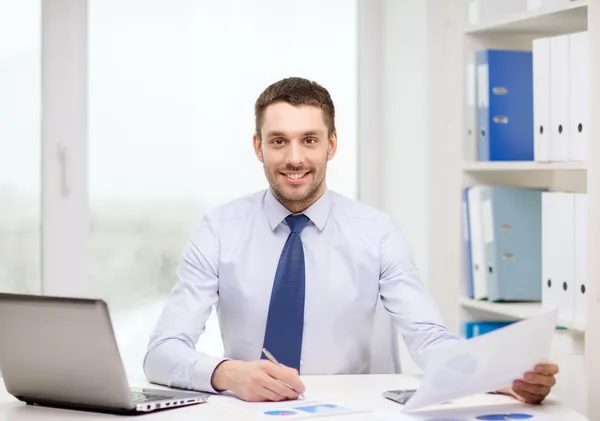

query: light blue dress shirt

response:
[143,188,462,393]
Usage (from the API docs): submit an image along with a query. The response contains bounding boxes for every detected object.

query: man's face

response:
[253,102,337,212]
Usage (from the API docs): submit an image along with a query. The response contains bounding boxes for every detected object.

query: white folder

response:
[574,193,588,327]
[542,192,575,324]
[557,192,576,324]
[541,192,559,313]
[569,31,588,162]
[466,62,477,157]
[468,0,480,25]
[468,186,488,300]
[533,37,551,162]
[550,35,570,162]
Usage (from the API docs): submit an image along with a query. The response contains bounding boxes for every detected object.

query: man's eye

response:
[272,138,284,145]
[305,138,317,144]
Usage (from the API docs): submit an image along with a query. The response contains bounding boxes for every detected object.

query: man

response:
[143,77,558,404]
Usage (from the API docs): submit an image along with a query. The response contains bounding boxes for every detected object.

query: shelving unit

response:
[458,297,586,333]
[426,1,600,418]
[462,161,587,172]
[465,1,588,35]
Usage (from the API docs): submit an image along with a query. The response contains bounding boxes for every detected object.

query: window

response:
[0,0,41,295]
[89,0,357,376]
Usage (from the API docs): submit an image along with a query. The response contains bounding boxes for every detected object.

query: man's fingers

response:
[264,377,299,400]
[256,386,286,402]
[522,372,556,388]
[261,361,305,394]
[513,380,548,402]
[534,363,559,376]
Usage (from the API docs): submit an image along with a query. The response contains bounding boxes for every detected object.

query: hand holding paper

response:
[402,309,559,412]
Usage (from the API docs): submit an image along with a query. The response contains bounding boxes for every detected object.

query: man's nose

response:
[286,142,305,167]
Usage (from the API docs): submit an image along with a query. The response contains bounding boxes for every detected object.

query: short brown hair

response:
[254,77,336,138]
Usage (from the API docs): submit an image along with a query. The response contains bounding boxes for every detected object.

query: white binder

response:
[467,186,488,300]
[574,193,588,327]
[468,0,480,25]
[557,192,575,324]
[466,62,477,157]
[569,31,588,162]
[533,37,551,162]
[541,192,559,313]
[542,192,575,324]
[550,35,570,162]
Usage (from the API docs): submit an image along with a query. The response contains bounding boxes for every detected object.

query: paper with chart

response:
[402,309,558,412]
[209,393,370,418]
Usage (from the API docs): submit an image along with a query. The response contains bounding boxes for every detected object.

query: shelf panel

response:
[459,297,585,332]
[462,161,587,172]
[465,1,588,35]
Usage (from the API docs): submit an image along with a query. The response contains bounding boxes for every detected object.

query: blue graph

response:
[476,414,533,420]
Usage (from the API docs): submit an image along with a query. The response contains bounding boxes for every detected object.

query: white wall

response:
[358,0,432,375]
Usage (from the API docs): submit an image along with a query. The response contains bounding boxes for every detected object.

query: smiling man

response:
[143,77,559,404]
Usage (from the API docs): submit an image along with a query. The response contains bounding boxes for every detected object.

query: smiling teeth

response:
[287,173,307,179]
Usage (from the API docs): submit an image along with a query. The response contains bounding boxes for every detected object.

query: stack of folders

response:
[462,186,544,302]
[541,192,588,328]
[467,31,588,162]
[533,32,588,162]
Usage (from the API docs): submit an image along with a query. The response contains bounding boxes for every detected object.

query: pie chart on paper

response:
[263,410,298,416]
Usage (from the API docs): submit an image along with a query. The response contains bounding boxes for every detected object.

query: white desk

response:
[0,375,588,420]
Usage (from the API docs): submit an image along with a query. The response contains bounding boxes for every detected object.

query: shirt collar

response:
[263,187,331,232]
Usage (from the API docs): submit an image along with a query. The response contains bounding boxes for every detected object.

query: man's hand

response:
[211,360,305,402]
[501,362,559,404]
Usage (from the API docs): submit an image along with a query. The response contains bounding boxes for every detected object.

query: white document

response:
[402,310,558,412]
[569,31,588,162]
[208,394,369,418]
[550,34,570,162]
[533,37,551,162]
[574,193,588,327]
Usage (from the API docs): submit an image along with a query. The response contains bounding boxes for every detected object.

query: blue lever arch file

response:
[476,49,534,161]
[480,187,543,302]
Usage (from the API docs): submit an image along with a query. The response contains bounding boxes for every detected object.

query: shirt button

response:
[300,360,303,366]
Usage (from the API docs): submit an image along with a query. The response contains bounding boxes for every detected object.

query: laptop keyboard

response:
[131,391,172,403]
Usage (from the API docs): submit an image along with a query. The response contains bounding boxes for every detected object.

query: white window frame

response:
[41,0,89,297]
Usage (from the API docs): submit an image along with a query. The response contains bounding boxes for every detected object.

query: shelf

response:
[459,297,585,333]
[462,161,587,172]
[465,1,588,35]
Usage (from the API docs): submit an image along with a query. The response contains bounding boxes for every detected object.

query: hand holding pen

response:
[262,348,305,400]
[211,352,306,402]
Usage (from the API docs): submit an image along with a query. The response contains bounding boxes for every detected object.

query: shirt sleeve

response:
[378,217,464,370]
[143,215,227,393]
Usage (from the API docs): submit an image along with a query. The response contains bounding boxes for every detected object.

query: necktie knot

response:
[285,214,310,234]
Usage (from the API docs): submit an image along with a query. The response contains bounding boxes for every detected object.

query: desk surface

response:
[0,374,588,420]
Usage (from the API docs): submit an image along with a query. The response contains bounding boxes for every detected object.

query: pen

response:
[261,348,305,400]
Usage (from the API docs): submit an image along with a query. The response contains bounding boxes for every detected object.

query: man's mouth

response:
[282,171,309,183]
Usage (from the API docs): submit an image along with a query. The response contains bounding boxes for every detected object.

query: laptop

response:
[0,292,210,415]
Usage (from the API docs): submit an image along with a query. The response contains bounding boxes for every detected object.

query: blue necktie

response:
[262,214,310,371]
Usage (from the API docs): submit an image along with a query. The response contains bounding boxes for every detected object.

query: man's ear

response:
[253,133,264,163]
[327,131,338,161]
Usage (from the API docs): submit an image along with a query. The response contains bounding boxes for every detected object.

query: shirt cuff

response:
[191,355,230,394]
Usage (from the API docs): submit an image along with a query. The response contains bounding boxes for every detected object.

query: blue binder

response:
[462,187,474,299]
[462,321,514,339]
[480,187,543,302]
[476,49,533,161]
